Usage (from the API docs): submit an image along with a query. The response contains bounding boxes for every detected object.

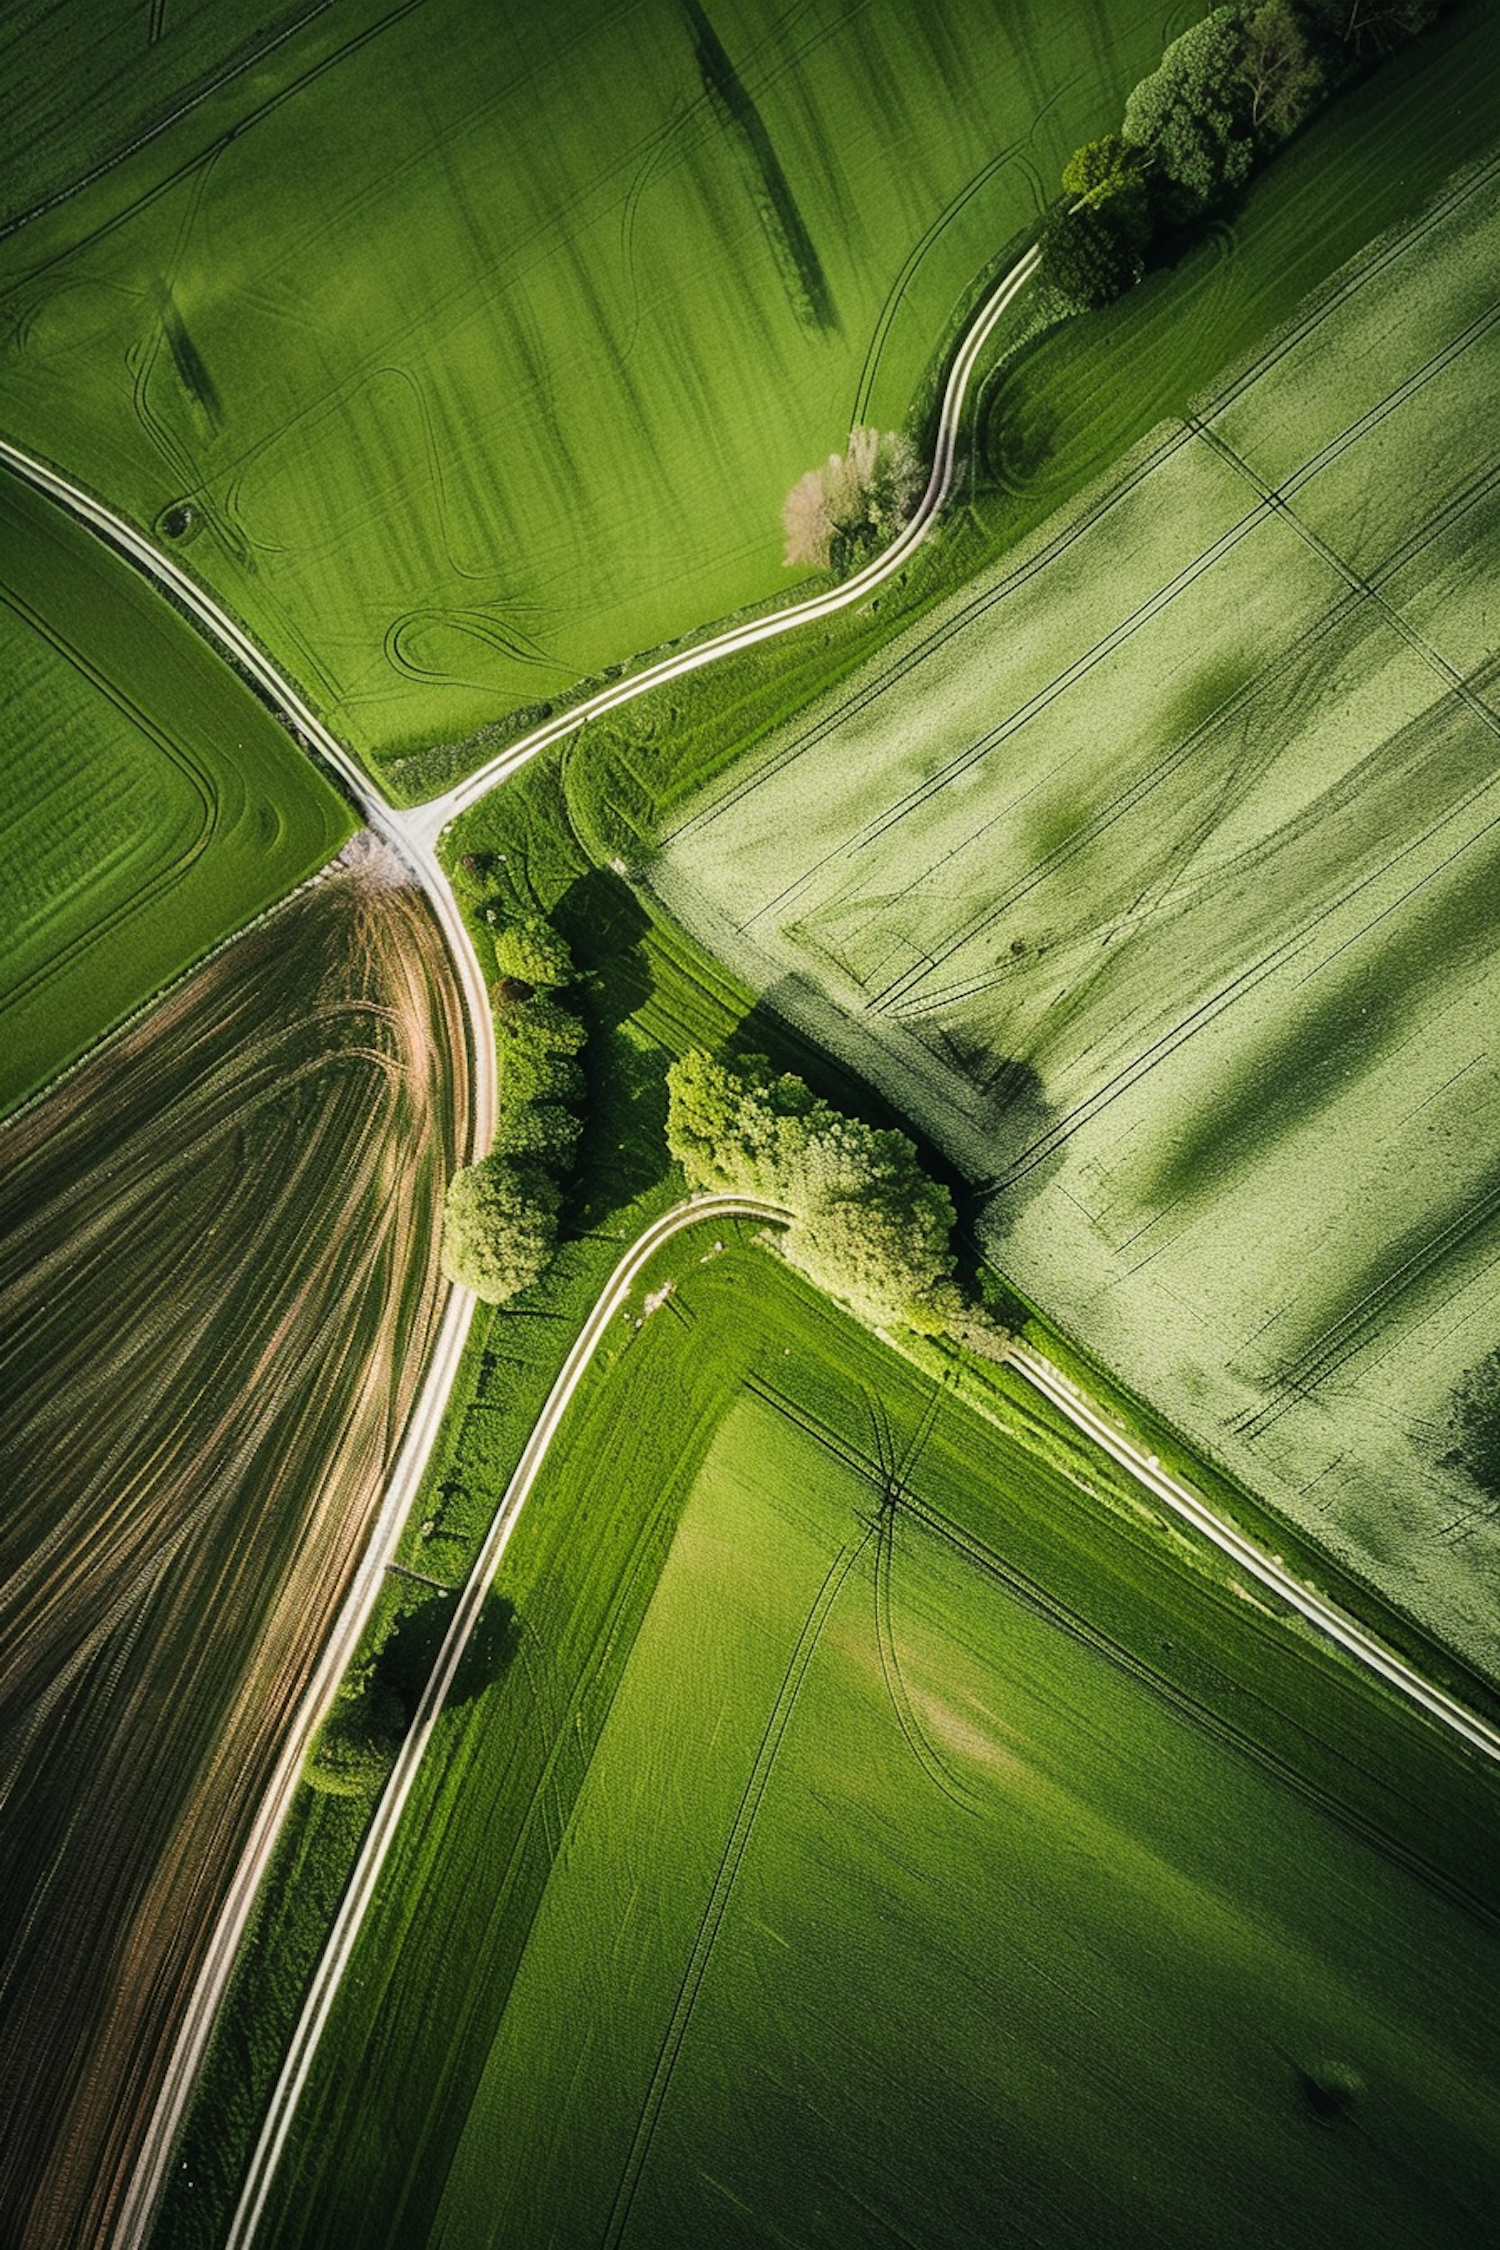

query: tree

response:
[1039,199,1146,311]
[491,915,574,988]
[1237,0,1323,135]
[490,1101,582,1167]
[440,1155,559,1302]
[1123,6,1257,215]
[665,1050,959,1331]
[1300,0,1440,57]
[1061,132,1147,209]
[782,424,923,572]
[498,989,587,1057]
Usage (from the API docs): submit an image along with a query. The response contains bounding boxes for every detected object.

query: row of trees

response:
[1040,0,1445,310]
[441,912,585,1302]
[666,1048,961,1333]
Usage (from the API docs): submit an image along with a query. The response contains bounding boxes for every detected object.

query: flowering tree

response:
[782,424,923,573]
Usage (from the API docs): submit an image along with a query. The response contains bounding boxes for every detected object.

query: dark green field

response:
[239,1245,1500,2250]
[0,465,351,1116]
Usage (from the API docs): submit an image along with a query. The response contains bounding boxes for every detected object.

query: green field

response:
[0,466,351,1115]
[657,159,1500,1678]
[0,0,1183,774]
[231,1243,1500,2250]
[1,0,326,228]
[0,852,463,2250]
[552,3,1500,847]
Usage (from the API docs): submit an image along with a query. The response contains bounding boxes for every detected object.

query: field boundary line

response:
[223,1196,790,2250]
[1004,1341,1500,1767]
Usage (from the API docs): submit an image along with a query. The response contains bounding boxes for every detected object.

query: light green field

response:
[0,0,1182,773]
[0,467,352,1115]
[657,161,1500,1677]
[245,1245,1500,2250]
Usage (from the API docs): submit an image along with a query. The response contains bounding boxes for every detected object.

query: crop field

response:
[228,1243,1499,2250]
[657,161,1500,1678]
[1,0,331,229]
[0,847,464,2250]
[0,0,1179,775]
[0,465,351,1117]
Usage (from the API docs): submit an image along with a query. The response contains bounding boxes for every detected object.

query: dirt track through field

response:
[0,841,465,2250]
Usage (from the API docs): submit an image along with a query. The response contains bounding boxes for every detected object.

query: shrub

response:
[440,1155,559,1303]
[491,914,574,987]
[782,424,923,573]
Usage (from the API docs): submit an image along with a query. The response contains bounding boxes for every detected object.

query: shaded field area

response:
[658,160,1500,1677]
[0,845,464,2250]
[0,464,352,1116]
[245,1245,1500,2250]
[0,0,1175,771]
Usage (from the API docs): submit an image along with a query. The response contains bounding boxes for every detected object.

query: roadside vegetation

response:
[0,465,351,1117]
[240,1243,1500,2250]
[440,911,585,1303]
[0,849,462,2250]
[667,1048,961,1334]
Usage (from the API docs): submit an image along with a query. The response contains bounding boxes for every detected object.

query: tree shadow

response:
[551,867,653,1030]
[375,1587,518,1722]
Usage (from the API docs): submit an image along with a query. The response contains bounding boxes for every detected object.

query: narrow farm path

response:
[402,241,1046,845]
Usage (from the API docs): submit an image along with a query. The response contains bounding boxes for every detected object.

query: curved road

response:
[403,242,1045,846]
[223,1194,791,2250]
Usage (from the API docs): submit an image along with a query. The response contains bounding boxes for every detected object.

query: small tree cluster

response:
[1041,0,1442,313]
[666,1049,960,1333]
[782,424,923,573]
[441,914,585,1303]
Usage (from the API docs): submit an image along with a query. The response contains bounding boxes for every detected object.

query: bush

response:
[440,1155,559,1303]
[782,424,923,573]
[490,1101,583,1166]
[666,1049,959,1332]
[491,914,574,987]
[1039,199,1147,310]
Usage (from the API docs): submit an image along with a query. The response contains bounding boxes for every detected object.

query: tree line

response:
[666,1048,965,1334]
[440,905,585,1303]
[1039,0,1448,311]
